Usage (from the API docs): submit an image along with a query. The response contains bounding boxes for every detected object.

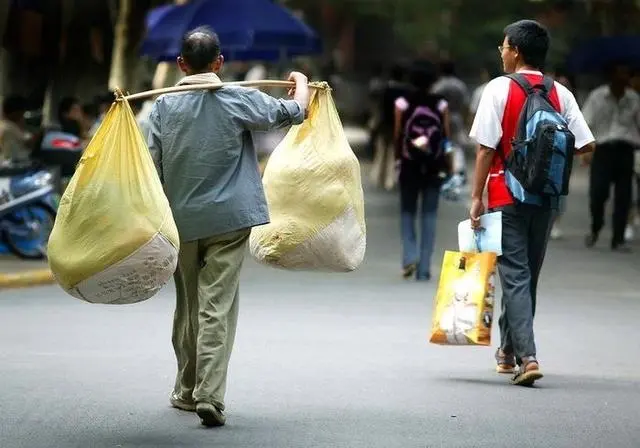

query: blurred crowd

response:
[365,58,640,247]
[1,56,639,249]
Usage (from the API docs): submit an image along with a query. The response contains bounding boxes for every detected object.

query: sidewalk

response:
[0,257,48,274]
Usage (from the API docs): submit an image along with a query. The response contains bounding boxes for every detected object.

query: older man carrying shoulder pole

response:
[146,26,310,427]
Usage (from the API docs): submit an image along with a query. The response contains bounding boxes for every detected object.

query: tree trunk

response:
[109,0,131,91]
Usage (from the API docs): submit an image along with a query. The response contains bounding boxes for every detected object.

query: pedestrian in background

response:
[394,62,452,281]
[582,62,640,252]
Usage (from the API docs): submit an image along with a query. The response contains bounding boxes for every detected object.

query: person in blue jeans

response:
[394,62,453,280]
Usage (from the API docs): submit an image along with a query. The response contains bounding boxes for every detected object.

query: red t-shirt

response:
[487,74,561,209]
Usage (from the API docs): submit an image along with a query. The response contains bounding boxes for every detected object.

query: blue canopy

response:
[567,35,640,72]
[141,0,322,62]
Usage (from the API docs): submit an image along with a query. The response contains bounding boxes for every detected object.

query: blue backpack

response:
[502,74,575,207]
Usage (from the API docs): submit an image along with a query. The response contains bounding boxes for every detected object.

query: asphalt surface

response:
[1,164,639,448]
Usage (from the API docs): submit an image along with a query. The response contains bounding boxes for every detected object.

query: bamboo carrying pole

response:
[117,80,330,102]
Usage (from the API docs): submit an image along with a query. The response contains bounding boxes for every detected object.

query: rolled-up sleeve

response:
[239,88,305,131]
[146,100,163,183]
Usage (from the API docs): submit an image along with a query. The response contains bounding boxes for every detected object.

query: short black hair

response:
[2,95,27,117]
[605,60,630,75]
[58,96,79,122]
[503,20,550,70]
[440,60,456,76]
[409,60,438,90]
[389,63,406,82]
[181,26,221,73]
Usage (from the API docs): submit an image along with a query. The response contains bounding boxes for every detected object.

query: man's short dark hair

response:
[504,20,550,70]
[2,95,27,118]
[181,26,221,72]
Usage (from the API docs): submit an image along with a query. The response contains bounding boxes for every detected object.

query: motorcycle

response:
[0,163,57,260]
[35,129,83,180]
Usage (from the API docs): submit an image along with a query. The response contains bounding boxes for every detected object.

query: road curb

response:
[0,269,55,289]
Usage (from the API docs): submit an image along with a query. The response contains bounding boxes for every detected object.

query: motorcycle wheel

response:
[1,202,56,260]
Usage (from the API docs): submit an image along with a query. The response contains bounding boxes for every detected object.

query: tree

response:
[108,0,131,91]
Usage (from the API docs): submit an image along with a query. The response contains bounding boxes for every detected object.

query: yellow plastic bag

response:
[249,83,366,271]
[48,97,179,304]
[430,251,497,345]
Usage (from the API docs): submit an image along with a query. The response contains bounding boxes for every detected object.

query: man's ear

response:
[177,56,188,74]
[211,54,224,73]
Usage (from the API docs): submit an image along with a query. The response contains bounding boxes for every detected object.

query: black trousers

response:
[495,204,555,361]
[589,141,635,247]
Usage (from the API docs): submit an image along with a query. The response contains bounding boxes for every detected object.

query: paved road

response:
[1,164,639,448]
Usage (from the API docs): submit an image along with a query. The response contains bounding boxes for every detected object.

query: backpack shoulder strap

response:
[506,73,534,95]
[542,75,554,95]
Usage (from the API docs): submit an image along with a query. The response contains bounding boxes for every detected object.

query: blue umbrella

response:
[141,0,322,62]
[566,35,640,72]
[145,4,174,30]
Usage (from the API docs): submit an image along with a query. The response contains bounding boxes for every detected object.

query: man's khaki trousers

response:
[171,228,250,411]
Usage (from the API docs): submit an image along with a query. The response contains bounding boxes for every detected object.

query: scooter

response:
[0,163,57,260]
[35,129,83,180]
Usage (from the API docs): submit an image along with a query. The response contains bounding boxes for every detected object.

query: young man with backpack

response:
[469,20,595,386]
[395,63,453,281]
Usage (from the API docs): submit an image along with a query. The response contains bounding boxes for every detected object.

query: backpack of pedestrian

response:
[501,73,576,207]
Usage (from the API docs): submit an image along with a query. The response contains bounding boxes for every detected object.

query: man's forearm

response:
[575,142,595,154]
[471,146,495,200]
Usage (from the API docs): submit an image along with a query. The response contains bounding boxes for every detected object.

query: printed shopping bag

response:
[430,250,497,345]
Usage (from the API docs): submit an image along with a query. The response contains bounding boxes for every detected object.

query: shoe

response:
[612,242,632,253]
[495,348,516,374]
[511,358,543,386]
[402,263,417,279]
[550,225,563,240]
[416,272,431,281]
[170,393,196,412]
[196,402,226,427]
[624,225,634,242]
[585,233,598,248]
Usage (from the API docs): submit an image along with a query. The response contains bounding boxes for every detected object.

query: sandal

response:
[495,348,516,374]
[511,358,543,386]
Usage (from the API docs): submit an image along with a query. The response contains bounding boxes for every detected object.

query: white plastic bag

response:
[457,211,502,255]
[249,84,366,271]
